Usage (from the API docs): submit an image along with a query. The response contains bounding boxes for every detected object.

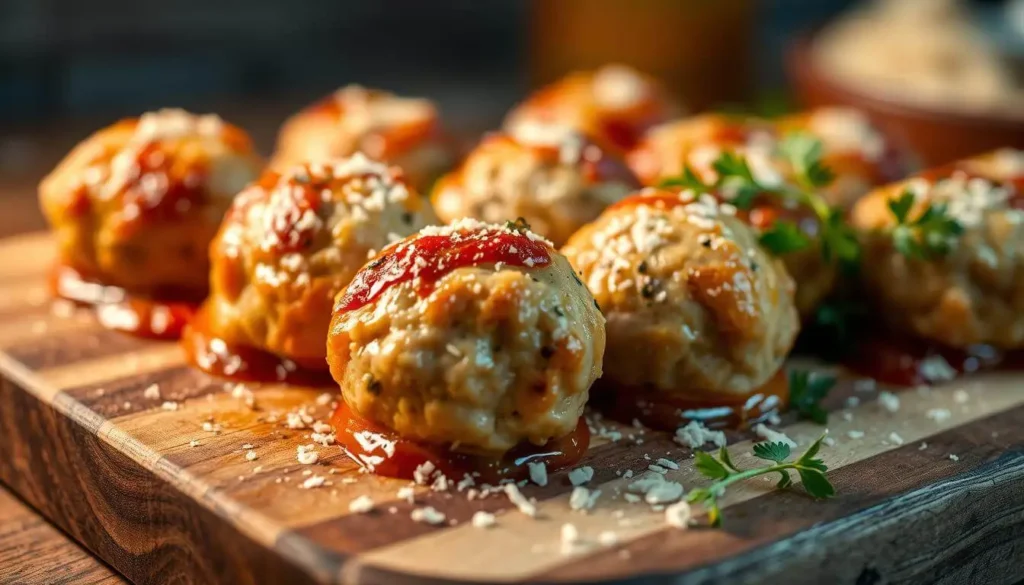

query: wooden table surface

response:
[0,159,127,584]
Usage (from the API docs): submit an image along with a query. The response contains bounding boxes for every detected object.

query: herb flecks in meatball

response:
[328,219,606,453]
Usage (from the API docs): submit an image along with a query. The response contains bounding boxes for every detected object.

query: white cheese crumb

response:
[878,391,900,413]
[413,461,436,485]
[348,495,374,513]
[656,458,679,470]
[919,442,929,451]
[927,408,952,423]
[161,401,180,412]
[528,461,548,487]
[753,424,797,448]
[888,432,905,446]
[471,511,496,528]
[569,487,601,511]
[245,450,258,461]
[560,523,581,554]
[644,481,684,505]
[948,454,960,462]
[504,484,538,517]
[598,530,619,546]
[648,464,667,474]
[623,493,642,504]
[143,384,161,400]
[296,446,319,465]
[665,501,692,528]
[847,430,865,440]
[822,437,836,447]
[568,466,594,486]
[953,390,970,404]
[920,355,956,383]
[301,475,326,489]
[396,486,415,503]
[674,420,727,449]
[189,439,201,448]
[411,507,446,525]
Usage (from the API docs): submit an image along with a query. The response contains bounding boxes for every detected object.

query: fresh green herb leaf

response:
[887,190,964,259]
[503,217,532,232]
[657,165,708,191]
[789,370,836,424]
[684,432,835,527]
[694,450,730,480]
[752,441,792,463]
[798,468,836,498]
[759,221,812,254]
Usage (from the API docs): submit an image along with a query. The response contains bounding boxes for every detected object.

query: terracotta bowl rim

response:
[787,31,1024,130]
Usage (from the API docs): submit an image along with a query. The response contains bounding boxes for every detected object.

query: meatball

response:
[432,132,640,246]
[327,219,605,453]
[271,85,454,192]
[850,148,1024,348]
[39,108,262,297]
[562,188,798,397]
[203,154,438,367]
[504,64,682,153]
[775,107,914,210]
[628,114,837,317]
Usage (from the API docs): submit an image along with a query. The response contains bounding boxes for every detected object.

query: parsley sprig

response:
[686,432,835,527]
[656,133,859,266]
[887,190,964,259]
[788,369,836,424]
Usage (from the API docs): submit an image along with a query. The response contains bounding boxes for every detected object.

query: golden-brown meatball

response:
[628,114,838,317]
[504,64,682,153]
[562,188,798,397]
[432,132,640,246]
[39,109,262,298]
[851,149,1024,348]
[203,154,438,367]
[271,85,454,192]
[327,219,605,453]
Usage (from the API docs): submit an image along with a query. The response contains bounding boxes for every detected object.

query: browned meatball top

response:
[204,154,438,366]
[39,108,262,297]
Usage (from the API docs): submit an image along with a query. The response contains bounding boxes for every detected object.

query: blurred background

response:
[0,0,1022,222]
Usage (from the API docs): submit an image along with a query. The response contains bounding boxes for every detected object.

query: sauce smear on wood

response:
[181,305,333,385]
[50,264,197,340]
[331,402,589,483]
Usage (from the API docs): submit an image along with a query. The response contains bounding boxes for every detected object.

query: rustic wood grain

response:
[1,232,1023,585]
[0,487,127,585]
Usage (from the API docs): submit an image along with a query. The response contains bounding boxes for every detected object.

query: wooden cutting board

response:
[1,231,1023,585]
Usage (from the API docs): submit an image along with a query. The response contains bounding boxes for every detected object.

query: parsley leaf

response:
[752,441,791,463]
[686,432,835,527]
[759,221,811,254]
[887,190,964,259]
[657,165,708,192]
[789,369,836,424]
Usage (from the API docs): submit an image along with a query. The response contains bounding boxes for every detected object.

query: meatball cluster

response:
[432,132,640,246]
[562,188,799,398]
[204,154,438,367]
[504,64,682,153]
[327,219,606,453]
[851,149,1024,348]
[39,108,263,297]
[271,85,453,192]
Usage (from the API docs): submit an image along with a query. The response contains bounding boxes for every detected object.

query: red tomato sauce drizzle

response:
[50,264,198,340]
[591,370,788,431]
[181,305,334,386]
[116,143,210,237]
[331,402,590,483]
[334,229,552,316]
[844,334,1023,388]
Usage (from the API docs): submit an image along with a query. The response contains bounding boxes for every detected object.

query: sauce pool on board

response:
[181,305,334,386]
[50,264,198,340]
[331,402,590,483]
[591,370,789,431]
